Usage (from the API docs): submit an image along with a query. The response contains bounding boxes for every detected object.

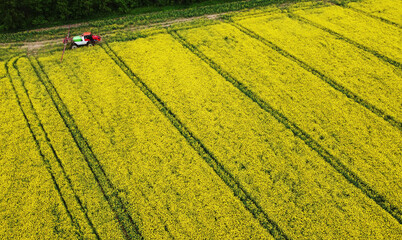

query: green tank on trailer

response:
[63,32,102,50]
[73,36,82,42]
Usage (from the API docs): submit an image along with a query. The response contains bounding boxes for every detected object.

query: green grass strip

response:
[101,42,289,240]
[27,56,143,240]
[169,28,402,224]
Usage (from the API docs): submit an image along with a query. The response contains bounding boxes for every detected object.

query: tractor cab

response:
[83,32,94,42]
[83,32,101,42]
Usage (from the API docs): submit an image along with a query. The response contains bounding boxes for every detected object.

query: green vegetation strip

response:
[5,58,83,239]
[27,56,143,240]
[169,29,402,224]
[289,13,402,69]
[101,42,289,240]
[230,21,402,131]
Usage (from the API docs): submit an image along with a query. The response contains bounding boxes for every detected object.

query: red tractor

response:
[61,31,102,62]
[64,32,101,49]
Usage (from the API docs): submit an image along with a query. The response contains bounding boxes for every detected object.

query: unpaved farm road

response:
[0,13,224,52]
[1,0,323,52]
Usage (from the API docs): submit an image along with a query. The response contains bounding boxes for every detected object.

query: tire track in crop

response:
[100,42,289,240]
[5,58,84,239]
[328,1,402,29]
[229,21,402,132]
[27,56,143,240]
[288,13,402,69]
[62,61,112,137]
[169,29,402,224]
[61,59,181,239]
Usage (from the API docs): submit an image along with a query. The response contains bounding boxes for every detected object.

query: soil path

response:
[0,12,225,52]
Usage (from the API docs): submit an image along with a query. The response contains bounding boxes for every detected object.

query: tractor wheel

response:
[71,44,78,49]
[87,43,94,47]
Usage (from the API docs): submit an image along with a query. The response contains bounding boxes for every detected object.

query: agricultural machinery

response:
[61,27,101,62]
[68,32,102,48]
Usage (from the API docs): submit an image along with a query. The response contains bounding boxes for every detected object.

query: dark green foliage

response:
[0,0,302,43]
[0,0,219,31]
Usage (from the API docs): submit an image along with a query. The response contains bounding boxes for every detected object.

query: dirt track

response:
[0,12,225,53]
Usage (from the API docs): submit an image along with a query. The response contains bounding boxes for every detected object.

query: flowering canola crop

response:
[177,22,402,210]
[1,0,402,239]
[348,0,402,25]
[37,49,271,240]
[0,62,5,77]
[1,59,79,239]
[293,5,402,63]
[109,33,401,239]
[236,13,402,122]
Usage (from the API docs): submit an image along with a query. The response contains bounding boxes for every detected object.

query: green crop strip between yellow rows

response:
[27,57,143,240]
[5,58,84,238]
[100,42,289,240]
[168,28,402,224]
[229,20,402,132]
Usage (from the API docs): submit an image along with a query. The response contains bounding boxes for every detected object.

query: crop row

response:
[108,33,401,239]
[174,21,402,221]
[344,0,402,27]
[235,20,402,131]
[235,12,402,124]
[0,61,5,77]
[38,48,271,239]
[0,0,305,43]
[291,5,402,67]
[227,1,326,21]
[9,57,129,239]
[28,56,143,240]
[2,58,92,239]
[100,42,285,239]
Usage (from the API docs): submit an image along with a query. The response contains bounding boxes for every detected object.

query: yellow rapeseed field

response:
[37,48,271,239]
[348,0,402,25]
[235,13,402,122]
[1,58,78,239]
[109,34,401,239]
[0,61,5,77]
[1,0,402,239]
[293,4,402,63]
[177,22,402,210]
